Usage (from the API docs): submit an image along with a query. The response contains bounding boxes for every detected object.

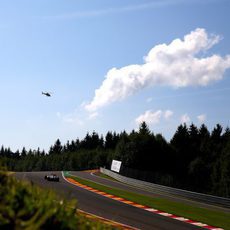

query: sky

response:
[0,0,230,152]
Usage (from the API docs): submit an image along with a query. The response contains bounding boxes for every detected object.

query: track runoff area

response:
[62,171,223,230]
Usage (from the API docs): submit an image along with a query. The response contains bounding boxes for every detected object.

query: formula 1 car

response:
[44,174,59,182]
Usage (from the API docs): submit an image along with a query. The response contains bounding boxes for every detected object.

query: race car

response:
[44,174,59,182]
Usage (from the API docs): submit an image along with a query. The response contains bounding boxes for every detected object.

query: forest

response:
[0,122,230,198]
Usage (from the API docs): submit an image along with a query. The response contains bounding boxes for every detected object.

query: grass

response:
[95,172,118,182]
[64,171,230,230]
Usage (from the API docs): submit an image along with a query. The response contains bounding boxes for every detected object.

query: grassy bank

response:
[65,172,230,230]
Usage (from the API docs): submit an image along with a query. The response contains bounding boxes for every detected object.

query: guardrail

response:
[100,167,230,209]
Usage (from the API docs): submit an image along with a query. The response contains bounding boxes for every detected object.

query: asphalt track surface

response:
[15,171,203,230]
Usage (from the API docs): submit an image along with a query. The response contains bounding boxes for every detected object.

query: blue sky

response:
[0,0,230,152]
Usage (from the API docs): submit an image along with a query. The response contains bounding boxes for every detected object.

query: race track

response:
[15,171,203,230]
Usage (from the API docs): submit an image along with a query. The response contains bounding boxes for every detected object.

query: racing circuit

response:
[15,171,226,230]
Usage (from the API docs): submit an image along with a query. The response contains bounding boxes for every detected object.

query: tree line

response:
[1,122,230,198]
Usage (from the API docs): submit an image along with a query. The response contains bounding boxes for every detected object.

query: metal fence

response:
[100,167,230,209]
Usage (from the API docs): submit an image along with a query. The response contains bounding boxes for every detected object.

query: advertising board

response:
[111,160,122,173]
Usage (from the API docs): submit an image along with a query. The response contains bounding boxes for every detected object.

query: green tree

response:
[219,141,230,197]
[50,139,62,155]
[170,124,190,178]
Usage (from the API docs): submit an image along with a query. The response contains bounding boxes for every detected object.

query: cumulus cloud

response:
[85,28,230,112]
[63,116,84,126]
[88,112,99,120]
[164,110,174,120]
[136,110,162,125]
[181,114,191,123]
[135,110,173,126]
[57,111,84,126]
[197,114,206,123]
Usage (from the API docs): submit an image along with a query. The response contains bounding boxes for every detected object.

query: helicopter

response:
[42,92,52,97]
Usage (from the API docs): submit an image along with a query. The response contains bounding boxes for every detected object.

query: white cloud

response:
[135,109,173,126]
[197,114,206,123]
[85,28,230,112]
[57,111,84,126]
[136,110,162,126]
[88,112,99,120]
[164,110,174,120]
[181,114,191,123]
[63,115,84,126]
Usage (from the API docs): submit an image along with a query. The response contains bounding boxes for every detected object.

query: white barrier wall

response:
[100,167,230,209]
